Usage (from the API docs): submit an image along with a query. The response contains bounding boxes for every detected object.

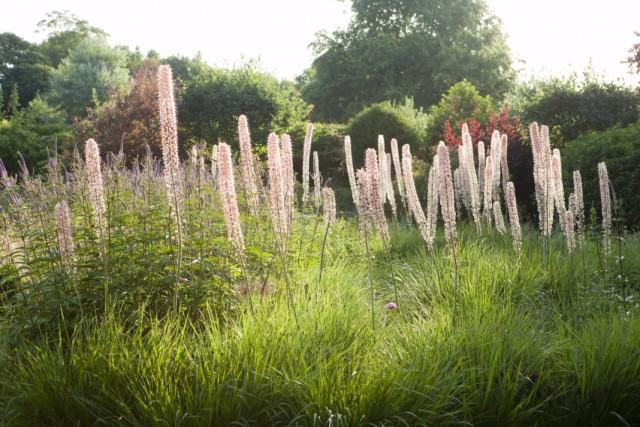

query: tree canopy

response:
[302,0,514,122]
[48,36,131,120]
[508,72,640,148]
[37,10,108,67]
[178,63,310,147]
[0,33,52,114]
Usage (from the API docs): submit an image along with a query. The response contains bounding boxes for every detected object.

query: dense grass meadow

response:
[1,67,640,426]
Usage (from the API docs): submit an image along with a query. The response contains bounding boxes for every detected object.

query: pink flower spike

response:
[385,302,398,310]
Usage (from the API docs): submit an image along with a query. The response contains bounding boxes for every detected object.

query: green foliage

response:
[0,33,52,113]
[508,71,640,147]
[48,37,132,119]
[427,79,496,146]
[624,31,640,75]
[289,121,346,184]
[76,59,162,161]
[302,0,514,122]
[36,10,108,68]
[563,121,640,229]
[178,63,310,148]
[2,224,640,425]
[0,96,72,175]
[346,98,428,168]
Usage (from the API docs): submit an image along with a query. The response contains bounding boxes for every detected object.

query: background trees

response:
[47,37,132,120]
[178,63,310,147]
[0,33,52,115]
[507,72,640,148]
[301,0,514,122]
[36,10,108,68]
[76,59,161,160]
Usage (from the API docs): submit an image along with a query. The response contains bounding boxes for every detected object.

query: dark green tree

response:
[302,0,514,122]
[0,95,72,176]
[508,72,640,148]
[178,63,310,147]
[0,33,52,114]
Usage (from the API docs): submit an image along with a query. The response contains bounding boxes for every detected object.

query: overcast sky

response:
[4,0,640,86]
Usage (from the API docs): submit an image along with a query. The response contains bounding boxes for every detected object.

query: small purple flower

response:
[385,302,397,310]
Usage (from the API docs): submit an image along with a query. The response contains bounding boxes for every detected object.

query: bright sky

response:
[4,0,640,86]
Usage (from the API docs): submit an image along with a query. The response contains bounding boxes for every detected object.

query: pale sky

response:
[4,0,640,86]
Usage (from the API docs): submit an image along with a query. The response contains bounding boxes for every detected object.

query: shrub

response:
[289,122,346,185]
[427,80,496,147]
[508,72,640,148]
[346,98,428,169]
[0,96,73,176]
[563,121,640,229]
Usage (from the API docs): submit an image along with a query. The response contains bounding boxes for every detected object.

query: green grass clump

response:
[2,223,640,426]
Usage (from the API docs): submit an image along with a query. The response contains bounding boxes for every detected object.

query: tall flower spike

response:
[302,123,314,205]
[490,130,502,202]
[564,209,576,253]
[218,143,245,257]
[85,138,106,240]
[551,149,566,231]
[281,134,295,232]
[477,141,486,210]
[483,155,493,225]
[237,115,260,214]
[573,170,585,247]
[312,151,322,209]
[377,135,396,218]
[390,138,405,201]
[157,65,184,217]
[401,144,431,248]
[322,187,337,225]
[427,158,439,247]
[345,136,358,207]
[456,148,470,214]
[267,133,288,242]
[437,142,456,247]
[385,152,397,219]
[365,148,389,241]
[493,201,507,235]
[505,182,522,258]
[500,133,510,195]
[462,127,480,228]
[54,200,75,272]
[541,125,554,236]
[530,122,554,236]
[598,162,612,256]
[355,168,372,236]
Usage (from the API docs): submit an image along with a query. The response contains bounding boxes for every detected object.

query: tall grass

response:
[2,228,639,426]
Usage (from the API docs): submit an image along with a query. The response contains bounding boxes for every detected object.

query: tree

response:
[48,36,131,120]
[302,0,514,122]
[0,33,52,114]
[76,59,162,160]
[508,71,640,148]
[178,62,310,148]
[37,10,108,67]
[0,96,72,176]
[623,31,640,75]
